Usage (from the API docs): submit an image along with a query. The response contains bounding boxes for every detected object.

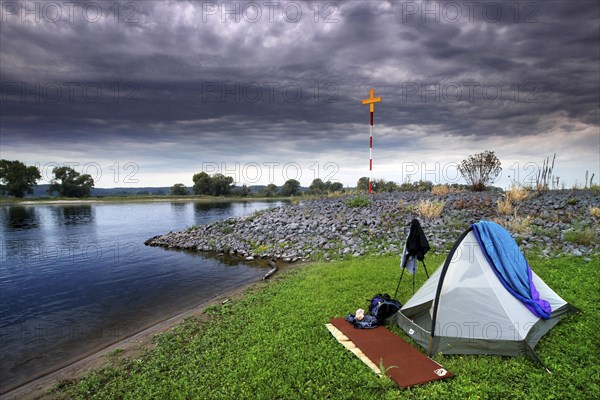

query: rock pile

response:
[145,190,599,262]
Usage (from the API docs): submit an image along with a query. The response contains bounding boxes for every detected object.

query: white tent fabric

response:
[396,228,576,362]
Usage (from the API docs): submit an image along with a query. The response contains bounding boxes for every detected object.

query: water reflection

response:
[170,202,189,210]
[45,205,94,228]
[194,202,231,212]
[1,206,38,230]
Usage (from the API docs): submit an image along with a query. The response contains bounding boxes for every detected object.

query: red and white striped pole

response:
[362,89,382,194]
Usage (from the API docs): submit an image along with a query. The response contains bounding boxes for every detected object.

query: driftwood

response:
[262,261,278,280]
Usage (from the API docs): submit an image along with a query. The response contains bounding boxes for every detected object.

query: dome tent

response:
[396,221,578,364]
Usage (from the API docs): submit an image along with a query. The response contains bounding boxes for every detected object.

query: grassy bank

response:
[52,254,598,399]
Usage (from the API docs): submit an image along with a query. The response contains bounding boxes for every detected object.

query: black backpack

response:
[368,294,402,323]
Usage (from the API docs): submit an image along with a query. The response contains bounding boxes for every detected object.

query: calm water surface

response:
[0,200,284,393]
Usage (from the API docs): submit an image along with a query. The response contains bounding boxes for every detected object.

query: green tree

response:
[412,180,433,192]
[329,182,344,192]
[356,177,370,193]
[0,159,41,198]
[234,184,251,197]
[281,179,301,196]
[458,151,502,191]
[210,173,235,196]
[192,172,212,195]
[308,178,327,195]
[47,167,94,197]
[261,183,278,197]
[170,183,189,195]
[372,179,399,193]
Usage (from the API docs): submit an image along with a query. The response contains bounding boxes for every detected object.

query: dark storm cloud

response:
[0,0,598,184]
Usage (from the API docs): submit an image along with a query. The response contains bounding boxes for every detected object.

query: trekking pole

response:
[422,260,430,278]
[393,265,406,300]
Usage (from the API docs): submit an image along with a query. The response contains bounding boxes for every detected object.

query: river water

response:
[0,200,284,393]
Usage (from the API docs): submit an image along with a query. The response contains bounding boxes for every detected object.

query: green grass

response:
[564,226,599,247]
[53,255,599,399]
[345,195,372,208]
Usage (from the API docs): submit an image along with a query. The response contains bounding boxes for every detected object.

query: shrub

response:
[458,150,502,192]
[416,199,445,219]
[590,206,600,218]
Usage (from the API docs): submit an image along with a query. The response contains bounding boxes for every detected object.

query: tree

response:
[261,183,278,197]
[458,151,502,191]
[280,179,301,196]
[234,184,251,197]
[356,177,370,193]
[308,178,327,195]
[0,159,41,198]
[210,173,235,196]
[372,179,399,193]
[192,172,235,196]
[329,182,344,192]
[48,167,94,197]
[192,172,212,195]
[170,183,189,195]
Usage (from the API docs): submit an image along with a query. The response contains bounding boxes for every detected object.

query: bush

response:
[458,151,502,192]
[590,206,600,219]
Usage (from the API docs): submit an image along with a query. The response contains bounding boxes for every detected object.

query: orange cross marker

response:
[362,88,382,112]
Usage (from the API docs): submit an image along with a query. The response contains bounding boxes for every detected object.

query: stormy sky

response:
[1,0,599,188]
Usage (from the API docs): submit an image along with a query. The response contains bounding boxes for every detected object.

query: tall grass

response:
[496,198,513,215]
[416,199,445,219]
[563,227,598,246]
[505,185,530,203]
[431,184,450,196]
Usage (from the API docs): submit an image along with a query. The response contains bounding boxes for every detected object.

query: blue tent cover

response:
[472,221,551,319]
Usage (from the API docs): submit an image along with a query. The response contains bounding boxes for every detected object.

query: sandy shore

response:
[0,280,261,400]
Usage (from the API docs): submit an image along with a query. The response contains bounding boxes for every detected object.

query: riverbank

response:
[0,275,276,400]
[1,195,291,206]
[146,190,599,261]
[36,254,600,399]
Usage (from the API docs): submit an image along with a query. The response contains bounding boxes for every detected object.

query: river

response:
[0,200,285,393]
